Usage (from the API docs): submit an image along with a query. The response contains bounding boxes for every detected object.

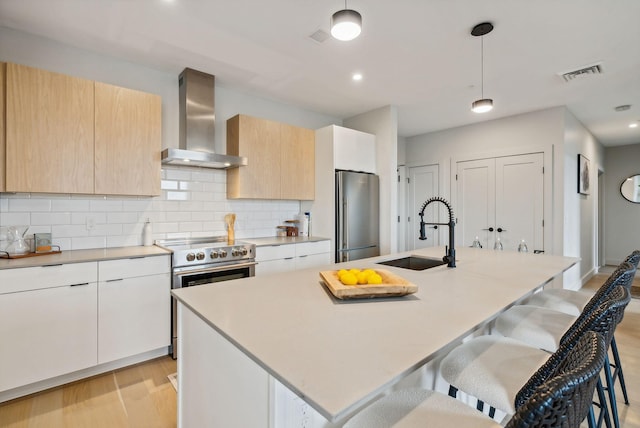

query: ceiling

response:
[1,0,639,146]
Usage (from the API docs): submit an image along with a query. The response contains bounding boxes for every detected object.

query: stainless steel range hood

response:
[161,68,247,169]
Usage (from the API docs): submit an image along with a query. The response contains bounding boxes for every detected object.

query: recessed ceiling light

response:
[630,123,639,129]
[352,73,363,81]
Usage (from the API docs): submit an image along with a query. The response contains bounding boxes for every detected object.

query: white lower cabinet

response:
[98,256,170,364]
[255,240,330,276]
[0,263,98,392]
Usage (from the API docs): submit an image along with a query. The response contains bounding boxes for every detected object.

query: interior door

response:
[495,153,544,252]
[456,159,495,249]
[407,165,439,250]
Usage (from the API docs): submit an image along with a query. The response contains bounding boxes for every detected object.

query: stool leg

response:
[595,378,612,428]
[603,355,620,428]
[476,399,484,412]
[488,406,496,419]
[610,336,629,405]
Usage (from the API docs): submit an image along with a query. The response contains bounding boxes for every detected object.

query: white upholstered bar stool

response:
[523,251,639,317]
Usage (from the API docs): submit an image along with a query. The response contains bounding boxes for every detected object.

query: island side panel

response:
[177,303,270,428]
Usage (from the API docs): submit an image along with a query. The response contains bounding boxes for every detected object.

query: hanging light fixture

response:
[471,22,494,113]
[331,1,362,41]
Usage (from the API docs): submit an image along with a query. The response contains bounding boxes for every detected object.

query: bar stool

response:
[345,331,606,428]
[493,263,636,428]
[439,287,629,428]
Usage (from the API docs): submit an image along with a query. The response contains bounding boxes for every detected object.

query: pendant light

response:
[331,1,362,41]
[471,22,494,113]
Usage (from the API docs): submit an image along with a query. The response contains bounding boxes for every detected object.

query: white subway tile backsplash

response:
[31,212,71,225]
[165,169,192,181]
[52,199,90,212]
[90,200,123,212]
[166,191,190,201]
[72,236,107,250]
[1,171,301,250]
[9,198,52,212]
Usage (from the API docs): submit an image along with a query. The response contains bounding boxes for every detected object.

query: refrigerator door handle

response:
[343,199,349,259]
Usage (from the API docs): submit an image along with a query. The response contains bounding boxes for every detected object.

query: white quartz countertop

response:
[0,245,170,270]
[172,247,578,422]
[241,236,330,246]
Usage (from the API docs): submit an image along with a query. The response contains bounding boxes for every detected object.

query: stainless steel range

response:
[156,236,256,358]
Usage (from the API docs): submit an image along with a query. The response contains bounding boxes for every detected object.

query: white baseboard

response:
[0,347,169,403]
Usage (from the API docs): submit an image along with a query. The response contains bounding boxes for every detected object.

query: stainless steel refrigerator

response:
[335,170,380,263]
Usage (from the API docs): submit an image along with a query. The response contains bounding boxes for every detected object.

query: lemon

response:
[356,272,369,284]
[337,269,349,278]
[348,268,361,275]
[362,269,376,277]
[340,272,358,286]
[367,273,383,284]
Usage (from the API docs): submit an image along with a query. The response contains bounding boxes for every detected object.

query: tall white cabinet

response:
[303,125,376,262]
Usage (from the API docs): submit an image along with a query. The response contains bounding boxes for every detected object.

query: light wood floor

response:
[0,271,638,428]
[0,356,177,428]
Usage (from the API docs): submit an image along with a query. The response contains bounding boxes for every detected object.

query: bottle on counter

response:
[518,239,529,253]
[142,218,153,246]
[305,212,312,237]
[494,237,503,251]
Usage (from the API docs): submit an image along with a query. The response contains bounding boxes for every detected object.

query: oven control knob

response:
[241,248,248,256]
[219,250,227,258]
[196,252,205,260]
[186,253,196,262]
[232,248,240,257]
[210,251,219,259]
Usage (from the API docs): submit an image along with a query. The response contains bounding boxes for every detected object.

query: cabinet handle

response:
[128,256,145,260]
[497,227,507,233]
[70,282,90,287]
[482,227,494,232]
[299,255,308,258]
[42,264,63,268]
[106,278,124,283]
[284,257,294,260]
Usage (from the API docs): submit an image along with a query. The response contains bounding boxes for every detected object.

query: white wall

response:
[604,144,640,264]
[344,106,399,255]
[0,27,341,249]
[404,106,604,289]
[406,107,562,257]
[561,110,604,285]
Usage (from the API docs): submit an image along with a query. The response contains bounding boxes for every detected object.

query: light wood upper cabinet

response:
[227,114,315,200]
[0,63,5,192]
[95,83,161,196]
[5,63,95,193]
[280,124,315,200]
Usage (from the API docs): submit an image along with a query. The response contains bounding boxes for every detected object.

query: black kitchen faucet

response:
[419,196,456,268]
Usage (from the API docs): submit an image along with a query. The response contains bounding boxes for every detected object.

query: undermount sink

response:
[376,256,447,271]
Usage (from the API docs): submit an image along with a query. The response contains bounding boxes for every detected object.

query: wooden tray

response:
[0,250,61,259]
[319,269,418,300]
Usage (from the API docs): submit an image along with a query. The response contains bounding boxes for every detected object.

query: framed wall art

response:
[578,154,590,195]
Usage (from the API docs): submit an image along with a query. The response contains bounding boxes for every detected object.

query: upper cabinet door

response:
[0,63,5,192]
[6,63,95,193]
[280,124,315,200]
[227,115,282,199]
[94,82,161,196]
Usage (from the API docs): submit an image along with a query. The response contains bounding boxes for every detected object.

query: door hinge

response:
[455,174,458,181]
[408,216,411,222]
[542,166,545,174]
[407,177,410,184]
[397,175,400,182]
[397,216,400,223]
[542,219,545,227]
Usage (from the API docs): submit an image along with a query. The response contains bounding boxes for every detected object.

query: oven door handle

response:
[174,261,257,276]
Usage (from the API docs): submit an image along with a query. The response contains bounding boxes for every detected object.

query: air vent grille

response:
[309,29,330,43]
[559,62,603,82]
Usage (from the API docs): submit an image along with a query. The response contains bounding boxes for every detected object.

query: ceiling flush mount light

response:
[630,122,639,129]
[471,22,494,113]
[352,72,363,81]
[331,1,362,41]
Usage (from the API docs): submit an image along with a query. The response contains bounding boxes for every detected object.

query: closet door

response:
[495,153,544,252]
[407,164,439,250]
[456,158,495,249]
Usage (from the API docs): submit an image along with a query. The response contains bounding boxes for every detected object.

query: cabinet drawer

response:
[296,252,331,270]
[0,262,97,294]
[99,255,170,281]
[255,244,296,262]
[296,240,330,257]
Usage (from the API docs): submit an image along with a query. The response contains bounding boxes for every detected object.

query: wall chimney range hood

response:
[161,68,247,169]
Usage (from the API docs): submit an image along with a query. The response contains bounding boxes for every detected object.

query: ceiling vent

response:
[559,62,603,82]
[309,29,331,43]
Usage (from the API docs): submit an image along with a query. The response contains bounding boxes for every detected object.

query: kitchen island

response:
[172,247,578,427]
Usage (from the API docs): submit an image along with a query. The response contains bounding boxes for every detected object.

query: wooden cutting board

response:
[319,269,418,300]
